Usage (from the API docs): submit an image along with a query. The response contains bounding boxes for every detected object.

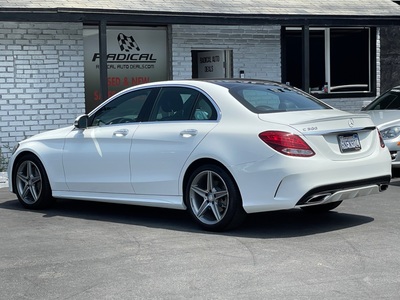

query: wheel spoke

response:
[209,202,222,221]
[191,185,207,198]
[29,185,39,202]
[17,172,28,184]
[30,174,41,185]
[213,189,228,200]
[27,161,33,177]
[196,200,210,218]
[206,171,213,192]
[21,185,30,199]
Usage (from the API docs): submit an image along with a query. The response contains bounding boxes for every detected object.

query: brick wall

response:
[380,26,400,93]
[171,25,281,80]
[323,97,375,112]
[0,22,85,169]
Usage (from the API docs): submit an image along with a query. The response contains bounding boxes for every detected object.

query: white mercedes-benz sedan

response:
[8,79,392,231]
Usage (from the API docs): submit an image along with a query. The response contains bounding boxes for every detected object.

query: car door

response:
[130,87,219,196]
[62,88,157,193]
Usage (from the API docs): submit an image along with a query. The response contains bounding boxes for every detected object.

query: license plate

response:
[338,133,361,153]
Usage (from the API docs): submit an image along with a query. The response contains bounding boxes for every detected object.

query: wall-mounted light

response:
[239,70,245,78]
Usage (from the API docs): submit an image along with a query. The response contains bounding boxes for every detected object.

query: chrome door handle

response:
[113,129,129,137]
[180,129,198,137]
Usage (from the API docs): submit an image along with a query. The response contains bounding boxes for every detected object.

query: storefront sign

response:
[197,50,225,78]
[84,26,168,112]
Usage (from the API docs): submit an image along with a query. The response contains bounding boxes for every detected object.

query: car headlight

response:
[380,126,400,140]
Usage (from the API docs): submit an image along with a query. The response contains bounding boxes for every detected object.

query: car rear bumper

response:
[295,175,390,207]
[233,151,391,214]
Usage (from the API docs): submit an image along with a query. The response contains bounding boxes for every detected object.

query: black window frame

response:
[281,26,377,99]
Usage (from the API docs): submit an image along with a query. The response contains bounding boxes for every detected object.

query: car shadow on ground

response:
[237,209,372,238]
[0,189,374,239]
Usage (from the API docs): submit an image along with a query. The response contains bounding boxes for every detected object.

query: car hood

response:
[23,125,75,143]
[362,110,400,129]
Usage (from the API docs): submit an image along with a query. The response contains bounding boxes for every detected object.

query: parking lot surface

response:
[1,179,400,299]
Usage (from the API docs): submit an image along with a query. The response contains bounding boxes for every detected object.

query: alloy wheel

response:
[16,160,43,205]
[189,170,229,225]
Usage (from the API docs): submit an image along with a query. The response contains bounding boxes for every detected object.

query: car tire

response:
[300,201,342,213]
[185,164,246,231]
[13,154,54,209]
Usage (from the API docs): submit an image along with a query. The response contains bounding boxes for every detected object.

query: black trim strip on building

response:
[1,9,400,26]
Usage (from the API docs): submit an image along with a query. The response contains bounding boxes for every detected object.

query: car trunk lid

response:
[258,110,380,161]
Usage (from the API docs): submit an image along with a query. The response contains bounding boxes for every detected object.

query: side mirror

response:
[74,114,88,129]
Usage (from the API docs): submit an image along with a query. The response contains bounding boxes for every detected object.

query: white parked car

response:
[8,79,391,231]
[362,86,400,168]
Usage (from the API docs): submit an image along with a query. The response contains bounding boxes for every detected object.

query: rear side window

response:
[229,85,331,113]
[149,87,217,121]
[191,94,217,120]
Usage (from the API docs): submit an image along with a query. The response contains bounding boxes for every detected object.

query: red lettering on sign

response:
[131,77,150,85]
[107,77,121,86]
[94,90,100,101]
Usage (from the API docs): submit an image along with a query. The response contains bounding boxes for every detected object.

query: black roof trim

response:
[1,9,400,26]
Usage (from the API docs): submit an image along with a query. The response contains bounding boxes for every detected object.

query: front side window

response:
[89,88,156,126]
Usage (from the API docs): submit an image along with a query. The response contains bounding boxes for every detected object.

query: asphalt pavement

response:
[1,178,400,299]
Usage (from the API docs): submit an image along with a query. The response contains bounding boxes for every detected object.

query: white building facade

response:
[1,0,400,169]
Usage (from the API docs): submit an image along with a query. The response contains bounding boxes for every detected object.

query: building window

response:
[83,26,168,112]
[283,27,375,97]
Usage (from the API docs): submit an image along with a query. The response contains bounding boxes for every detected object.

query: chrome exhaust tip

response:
[305,192,332,204]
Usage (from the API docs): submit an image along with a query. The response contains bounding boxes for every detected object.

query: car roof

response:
[122,78,293,93]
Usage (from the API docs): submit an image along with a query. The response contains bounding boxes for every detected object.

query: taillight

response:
[259,131,315,157]
[377,130,386,148]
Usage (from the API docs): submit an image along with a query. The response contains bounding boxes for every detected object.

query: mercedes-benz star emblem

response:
[348,118,354,127]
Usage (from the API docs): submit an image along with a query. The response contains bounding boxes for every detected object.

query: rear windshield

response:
[227,84,331,113]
